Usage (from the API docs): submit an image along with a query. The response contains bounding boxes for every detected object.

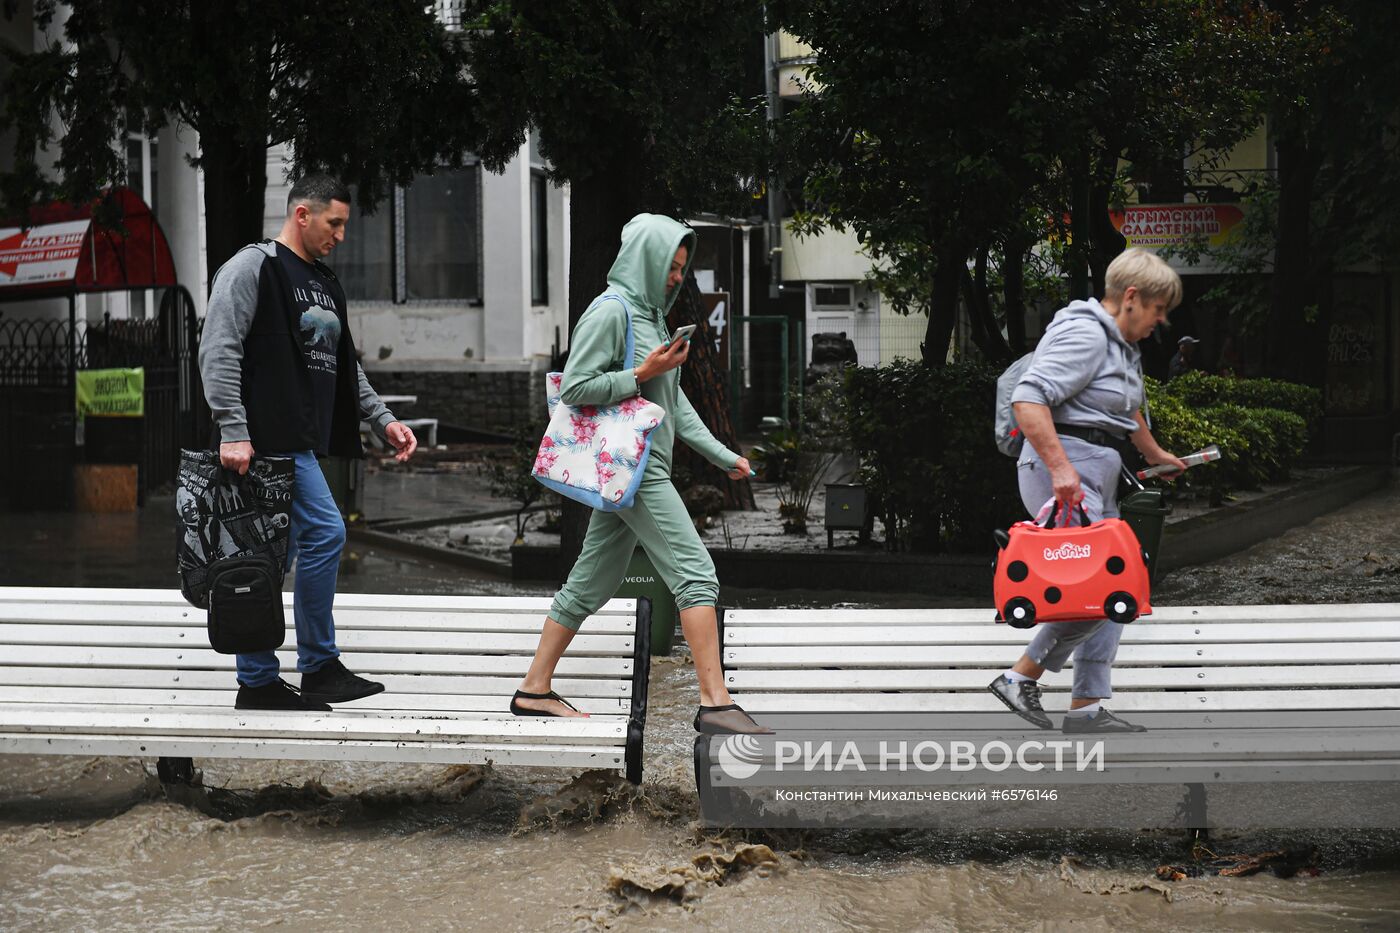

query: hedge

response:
[1146,378,1311,496]
[845,360,1022,552]
[1163,370,1323,427]
[842,363,1319,551]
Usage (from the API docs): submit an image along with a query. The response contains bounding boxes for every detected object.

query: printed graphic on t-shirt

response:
[294,288,341,376]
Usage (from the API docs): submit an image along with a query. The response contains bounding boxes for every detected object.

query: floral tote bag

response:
[532,296,665,511]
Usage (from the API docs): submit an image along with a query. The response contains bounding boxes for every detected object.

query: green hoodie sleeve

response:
[559,302,640,407]
[673,387,740,470]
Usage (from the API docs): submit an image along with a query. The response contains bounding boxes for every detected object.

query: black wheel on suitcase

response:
[1105,591,1137,624]
[1004,597,1037,629]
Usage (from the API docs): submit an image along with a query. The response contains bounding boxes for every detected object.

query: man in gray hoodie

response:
[989,249,1187,734]
[199,174,417,711]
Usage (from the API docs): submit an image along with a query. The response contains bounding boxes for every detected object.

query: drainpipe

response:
[763,20,783,302]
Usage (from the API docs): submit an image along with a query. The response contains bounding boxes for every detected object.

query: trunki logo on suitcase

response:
[1044,543,1092,561]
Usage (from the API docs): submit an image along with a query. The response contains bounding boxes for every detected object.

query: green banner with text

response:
[75,367,145,417]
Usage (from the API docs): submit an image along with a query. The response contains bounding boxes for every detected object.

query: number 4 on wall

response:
[708,299,726,352]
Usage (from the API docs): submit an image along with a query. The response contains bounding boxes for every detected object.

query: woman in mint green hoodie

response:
[511,214,772,735]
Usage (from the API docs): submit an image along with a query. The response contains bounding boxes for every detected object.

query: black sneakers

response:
[235,678,332,712]
[987,674,1053,729]
[299,658,385,704]
[1061,708,1148,733]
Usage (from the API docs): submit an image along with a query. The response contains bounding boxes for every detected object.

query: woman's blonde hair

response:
[1104,248,1183,310]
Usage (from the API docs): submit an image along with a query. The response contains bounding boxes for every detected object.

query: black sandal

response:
[693,703,774,735]
[510,689,584,717]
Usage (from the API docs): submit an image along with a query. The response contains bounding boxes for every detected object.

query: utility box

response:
[615,547,677,656]
[1120,488,1172,583]
[825,483,867,548]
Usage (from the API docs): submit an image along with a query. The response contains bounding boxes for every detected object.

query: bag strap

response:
[1043,500,1091,529]
[595,294,635,371]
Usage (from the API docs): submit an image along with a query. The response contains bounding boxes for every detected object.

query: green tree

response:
[1183,1,1400,384]
[1,0,479,275]
[460,1,769,558]
[774,0,1268,365]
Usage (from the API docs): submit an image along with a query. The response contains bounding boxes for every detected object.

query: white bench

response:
[697,604,1400,828]
[0,588,652,784]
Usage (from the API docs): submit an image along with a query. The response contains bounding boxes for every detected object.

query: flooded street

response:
[2,478,1399,930]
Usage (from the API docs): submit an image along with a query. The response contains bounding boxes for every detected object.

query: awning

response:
[0,187,177,300]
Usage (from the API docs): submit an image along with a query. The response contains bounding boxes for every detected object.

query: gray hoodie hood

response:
[1010,297,1143,437]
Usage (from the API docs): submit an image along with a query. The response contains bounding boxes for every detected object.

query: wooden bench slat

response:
[0,704,626,743]
[0,673,629,699]
[722,604,1400,625]
[707,760,1400,788]
[725,642,1400,667]
[0,588,637,615]
[728,688,1400,713]
[0,733,626,769]
[0,605,635,634]
[0,666,630,693]
[0,687,629,715]
[0,624,634,655]
[0,646,634,677]
[724,664,1400,692]
[723,621,1400,647]
[693,729,1400,760]
[0,647,635,677]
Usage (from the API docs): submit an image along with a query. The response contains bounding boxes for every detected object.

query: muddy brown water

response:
[4,482,1400,930]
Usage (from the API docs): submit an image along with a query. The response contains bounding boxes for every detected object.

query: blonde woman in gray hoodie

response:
[989,249,1187,734]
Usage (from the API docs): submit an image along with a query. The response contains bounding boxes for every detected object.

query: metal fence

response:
[0,287,204,510]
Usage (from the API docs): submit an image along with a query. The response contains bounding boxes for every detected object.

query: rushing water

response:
[3,481,1400,930]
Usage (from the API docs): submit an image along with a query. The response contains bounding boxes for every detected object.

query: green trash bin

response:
[1120,488,1171,583]
[615,548,678,656]
[318,456,365,520]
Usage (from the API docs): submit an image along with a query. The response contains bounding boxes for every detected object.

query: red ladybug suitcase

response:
[992,503,1151,628]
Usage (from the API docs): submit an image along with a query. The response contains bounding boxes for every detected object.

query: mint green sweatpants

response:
[549,474,718,630]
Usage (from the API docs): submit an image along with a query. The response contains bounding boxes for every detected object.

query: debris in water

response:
[1058,855,1175,901]
[517,769,635,829]
[605,843,781,906]
[1157,846,1319,880]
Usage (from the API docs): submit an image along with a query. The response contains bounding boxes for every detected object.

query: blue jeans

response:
[236,451,344,687]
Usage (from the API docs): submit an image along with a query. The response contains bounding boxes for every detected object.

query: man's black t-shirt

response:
[275,242,345,454]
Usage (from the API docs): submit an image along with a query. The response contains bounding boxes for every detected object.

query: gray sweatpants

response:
[1015,436,1125,699]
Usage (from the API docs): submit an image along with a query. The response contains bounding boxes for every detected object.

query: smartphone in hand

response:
[668,324,697,346]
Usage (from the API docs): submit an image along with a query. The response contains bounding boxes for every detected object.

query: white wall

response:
[157,120,206,315]
[783,224,871,282]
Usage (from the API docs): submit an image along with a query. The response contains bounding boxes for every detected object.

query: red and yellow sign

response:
[1108,204,1244,250]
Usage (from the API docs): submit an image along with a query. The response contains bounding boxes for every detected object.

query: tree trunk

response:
[1067,165,1092,301]
[922,241,963,366]
[191,1,270,283]
[557,166,647,574]
[1270,138,1325,384]
[960,245,1011,364]
[1088,176,1127,297]
[1002,237,1029,355]
[199,121,270,283]
[668,276,756,510]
